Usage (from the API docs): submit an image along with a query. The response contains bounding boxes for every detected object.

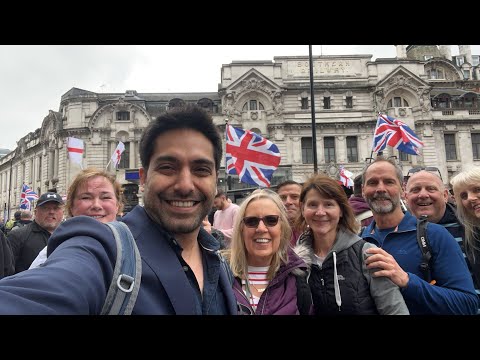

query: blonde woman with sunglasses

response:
[223,189,312,315]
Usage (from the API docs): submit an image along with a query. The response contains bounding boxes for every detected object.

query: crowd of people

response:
[0,104,478,315]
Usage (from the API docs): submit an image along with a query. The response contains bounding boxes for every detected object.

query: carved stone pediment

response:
[221,69,284,119]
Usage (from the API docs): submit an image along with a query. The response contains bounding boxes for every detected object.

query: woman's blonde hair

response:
[226,189,292,282]
[451,167,480,258]
[66,167,124,218]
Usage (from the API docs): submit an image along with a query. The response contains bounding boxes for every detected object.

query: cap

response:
[36,192,65,207]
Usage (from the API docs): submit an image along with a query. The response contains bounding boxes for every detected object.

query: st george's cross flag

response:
[372,113,424,155]
[339,166,354,188]
[67,137,84,166]
[226,125,281,187]
[110,141,125,168]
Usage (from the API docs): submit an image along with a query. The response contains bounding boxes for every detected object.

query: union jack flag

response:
[20,183,39,210]
[372,114,424,155]
[226,125,281,187]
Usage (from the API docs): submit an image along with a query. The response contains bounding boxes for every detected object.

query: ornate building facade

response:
[1,45,479,214]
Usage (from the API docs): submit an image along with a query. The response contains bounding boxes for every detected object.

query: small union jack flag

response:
[372,113,424,155]
[20,183,39,210]
[226,125,281,187]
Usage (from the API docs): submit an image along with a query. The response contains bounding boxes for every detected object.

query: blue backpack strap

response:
[102,221,142,315]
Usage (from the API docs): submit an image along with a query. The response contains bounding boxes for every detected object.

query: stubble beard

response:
[143,187,212,235]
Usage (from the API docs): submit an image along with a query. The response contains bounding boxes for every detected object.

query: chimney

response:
[458,45,473,64]
[438,45,452,61]
[395,45,407,59]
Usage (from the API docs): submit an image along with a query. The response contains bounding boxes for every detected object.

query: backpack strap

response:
[416,215,433,283]
[102,221,142,315]
[294,272,312,315]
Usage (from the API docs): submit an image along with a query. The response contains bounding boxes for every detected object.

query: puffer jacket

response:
[295,227,409,315]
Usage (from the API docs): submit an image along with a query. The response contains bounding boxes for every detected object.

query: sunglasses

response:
[242,215,280,228]
[407,166,442,180]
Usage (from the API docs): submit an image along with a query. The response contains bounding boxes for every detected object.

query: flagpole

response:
[309,45,318,174]
[224,118,229,194]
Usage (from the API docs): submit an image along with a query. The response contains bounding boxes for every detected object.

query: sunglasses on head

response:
[242,215,280,228]
[407,166,442,180]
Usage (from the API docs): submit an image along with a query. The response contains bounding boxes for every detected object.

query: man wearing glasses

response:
[405,169,480,313]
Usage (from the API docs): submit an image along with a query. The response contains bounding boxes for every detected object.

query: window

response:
[346,96,353,109]
[242,100,264,111]
[346,136,358,162]
[472,56,480,67]
[118,142,130,169]
[428,68,444,79]
[387,97,409,107]
[472,133,480,159]
[323,97,331,109]
[324,137,335,163]
[464,70,470,80]
[197,98,213,112]
[433,94,451,109]
[399,151,409,161]
[116,111,130,121]
[301,97,309,109]
[301,137,313,164]
[456,56,465,67]
[169,98,185,108]
[444,134,457,160]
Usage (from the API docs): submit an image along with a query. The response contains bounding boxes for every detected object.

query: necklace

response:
[250,282,266,293]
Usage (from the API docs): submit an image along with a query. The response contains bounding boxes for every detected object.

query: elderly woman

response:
[295,174,409,315]
[450,167,480,288]
[224,189,311,315]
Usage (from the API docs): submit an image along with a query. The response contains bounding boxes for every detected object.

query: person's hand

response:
[203,217,212,234]
[364,247,409,288]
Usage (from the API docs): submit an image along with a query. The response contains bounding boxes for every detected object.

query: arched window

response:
[387,97,409,107]
[432,94,451,109]
[169,98,185,108]
[242,100,264,111]
[197,98,214,112]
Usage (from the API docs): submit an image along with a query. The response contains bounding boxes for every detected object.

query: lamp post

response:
[309,45,318,174]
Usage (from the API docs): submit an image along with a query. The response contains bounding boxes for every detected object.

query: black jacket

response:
[0,231,14,278]
[8,221,50,273]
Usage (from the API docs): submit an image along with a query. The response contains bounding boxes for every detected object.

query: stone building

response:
[0,45,479,214]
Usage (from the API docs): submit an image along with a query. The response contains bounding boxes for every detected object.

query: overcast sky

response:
[1,45,478,150]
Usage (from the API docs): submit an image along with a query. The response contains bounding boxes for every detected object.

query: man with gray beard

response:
[359,156,477,315]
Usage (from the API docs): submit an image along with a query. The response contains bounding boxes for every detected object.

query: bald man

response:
[405,170,463,241]
[405,170,479,311]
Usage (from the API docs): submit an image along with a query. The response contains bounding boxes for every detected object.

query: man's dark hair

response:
[215,189,226,198]
[13,211,21,221]
[276,180,301,193]
[139,105,223,172]
[353,175,362,196]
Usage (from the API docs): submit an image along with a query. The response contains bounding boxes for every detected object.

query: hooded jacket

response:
[296,227,409,315]
[233,247,310,315]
